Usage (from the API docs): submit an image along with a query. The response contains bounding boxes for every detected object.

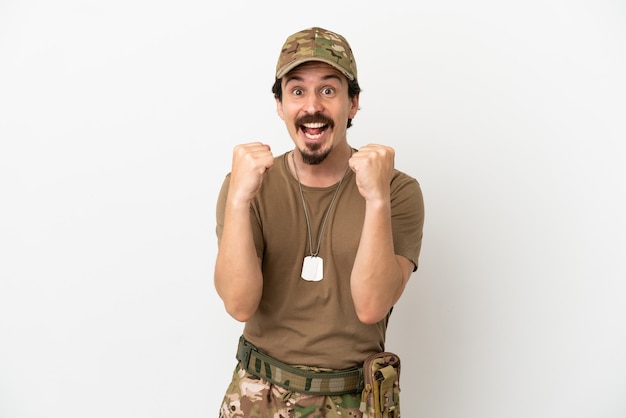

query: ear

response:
[276,98,285,120]
[348,93,360,119]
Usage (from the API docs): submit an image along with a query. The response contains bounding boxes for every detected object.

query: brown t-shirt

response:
[216,151,424,369]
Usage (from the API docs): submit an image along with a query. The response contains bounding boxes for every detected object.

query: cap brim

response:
[276,57,355,81]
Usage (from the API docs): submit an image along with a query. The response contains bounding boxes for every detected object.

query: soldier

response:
[214,27,424,417]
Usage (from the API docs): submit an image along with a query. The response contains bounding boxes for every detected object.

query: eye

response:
[291,88,304,96]
[321,87,335,95]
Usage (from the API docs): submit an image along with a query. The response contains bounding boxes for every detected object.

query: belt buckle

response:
[237,335,254,368]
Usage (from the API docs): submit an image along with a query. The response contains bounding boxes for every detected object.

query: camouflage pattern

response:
[360,353,401,418]
[219,364,365,418]
[237,335,363,396]
[275,27,358,81]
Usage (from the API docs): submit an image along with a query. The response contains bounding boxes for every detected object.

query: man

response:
[215,27,424,417]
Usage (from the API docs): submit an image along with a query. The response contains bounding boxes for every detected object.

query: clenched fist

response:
[348,144,395,202]
[228,142,274,203]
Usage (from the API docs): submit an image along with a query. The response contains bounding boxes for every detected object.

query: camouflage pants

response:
[219,364,363,418]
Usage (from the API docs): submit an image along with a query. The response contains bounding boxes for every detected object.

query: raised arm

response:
[214,143,274,322]
[348,144,416,324]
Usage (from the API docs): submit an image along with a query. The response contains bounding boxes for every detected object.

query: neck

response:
[290,144,353,187]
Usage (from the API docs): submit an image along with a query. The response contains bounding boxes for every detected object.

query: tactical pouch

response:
[359,352,401,418]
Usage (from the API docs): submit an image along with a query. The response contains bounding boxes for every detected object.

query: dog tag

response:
[301,256,323,281]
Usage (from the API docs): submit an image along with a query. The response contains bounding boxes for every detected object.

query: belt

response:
[236,335,364,395]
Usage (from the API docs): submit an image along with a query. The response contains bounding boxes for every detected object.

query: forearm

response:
[214,198,263,322]
[350,199,405,324]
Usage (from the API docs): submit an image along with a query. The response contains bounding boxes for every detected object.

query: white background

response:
[1,1,625,417]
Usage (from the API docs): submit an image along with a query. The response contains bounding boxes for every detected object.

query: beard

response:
[300,143,332,165]
[295,112,335,165]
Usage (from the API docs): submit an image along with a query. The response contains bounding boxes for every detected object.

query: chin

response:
[300,145,332,165]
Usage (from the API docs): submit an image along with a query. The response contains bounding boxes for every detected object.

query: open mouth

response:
[296,113,335,141]
[300,122,328,140]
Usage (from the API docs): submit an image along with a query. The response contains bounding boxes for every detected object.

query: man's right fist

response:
[228,142,274,202]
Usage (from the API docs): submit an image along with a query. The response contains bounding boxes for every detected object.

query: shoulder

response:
[389,169,424,213]
[391,169,421,193]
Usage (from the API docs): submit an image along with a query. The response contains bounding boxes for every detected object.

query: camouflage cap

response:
[275,27,357,81]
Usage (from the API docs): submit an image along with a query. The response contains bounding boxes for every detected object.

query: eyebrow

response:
[284,73,343,85]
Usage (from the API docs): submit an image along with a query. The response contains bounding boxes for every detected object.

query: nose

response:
[304,92,324,114]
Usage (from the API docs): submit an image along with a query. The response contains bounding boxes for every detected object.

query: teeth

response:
[304,132,322,140]
[303,122,325,128]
